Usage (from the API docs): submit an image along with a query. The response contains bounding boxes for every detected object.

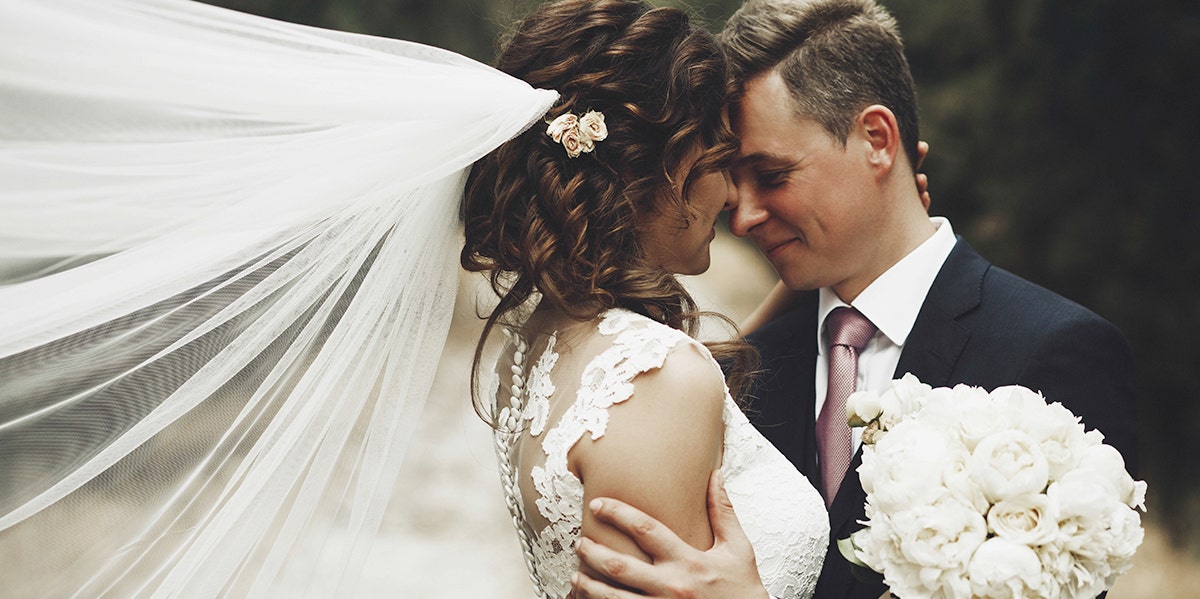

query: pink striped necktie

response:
[817,306,877,507]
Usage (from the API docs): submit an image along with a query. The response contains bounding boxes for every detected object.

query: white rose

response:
[864,420,958,513]
[891,372,931,406]
[1069,444,1142,508]
[846,389,883,427]
[990,384,1049,428]
[578,110,608,142]
[1047,477,1143,590]
[853,515,911,590]
[884,502,985,597]
[559,127,584,158]
[875,374,929,430]
[941,446,990,513]
[987,493,1059,545]
[1103,504,1144,580]
[921,385,1005,452]
[967,537,1044,598]
[970,430,1050,502]
[545,113,578,143]
[578,134,596,155]
[1026,405,1089,481]
[1037,541,1108,599]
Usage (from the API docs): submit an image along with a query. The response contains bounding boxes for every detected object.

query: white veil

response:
[0,0,557,596]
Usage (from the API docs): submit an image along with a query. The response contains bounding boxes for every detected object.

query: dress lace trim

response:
[492,309,828,599]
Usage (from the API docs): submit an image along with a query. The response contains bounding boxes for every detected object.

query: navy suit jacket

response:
[745,239,1138,599]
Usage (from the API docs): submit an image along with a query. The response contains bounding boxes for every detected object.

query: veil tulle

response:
[0,0,557,595]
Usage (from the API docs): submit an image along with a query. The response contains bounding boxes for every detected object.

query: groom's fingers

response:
[571,570,643,599]
[706,471,751,551]
[587,497,686,560]
[575,537,662,594]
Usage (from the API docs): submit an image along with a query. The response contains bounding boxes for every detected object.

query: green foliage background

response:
[207,0,1200,548]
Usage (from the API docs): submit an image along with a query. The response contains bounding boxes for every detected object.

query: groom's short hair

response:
[720,0,920,168]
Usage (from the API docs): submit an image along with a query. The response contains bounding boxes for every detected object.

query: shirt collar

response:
[817,217,957,353]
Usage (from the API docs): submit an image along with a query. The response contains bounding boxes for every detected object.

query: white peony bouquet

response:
[841,374,1147,599]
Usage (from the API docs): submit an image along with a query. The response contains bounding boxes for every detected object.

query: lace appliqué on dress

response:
[494,310,828,599]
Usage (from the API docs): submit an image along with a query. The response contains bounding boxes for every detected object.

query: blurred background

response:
[201,0,1196,596]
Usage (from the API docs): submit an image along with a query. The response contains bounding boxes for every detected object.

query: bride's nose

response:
[722,170,737,212]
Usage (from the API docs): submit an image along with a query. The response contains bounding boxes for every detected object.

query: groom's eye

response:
[756,170,789,187]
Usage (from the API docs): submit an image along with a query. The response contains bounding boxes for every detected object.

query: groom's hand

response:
[570,471,770,599]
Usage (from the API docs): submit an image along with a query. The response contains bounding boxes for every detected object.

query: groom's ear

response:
[857,105,901,178]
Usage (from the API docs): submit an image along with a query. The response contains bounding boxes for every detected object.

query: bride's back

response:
[491,307,831,599]
[492,308,722,596]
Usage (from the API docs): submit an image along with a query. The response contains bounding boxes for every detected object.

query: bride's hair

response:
[462,0,755,421]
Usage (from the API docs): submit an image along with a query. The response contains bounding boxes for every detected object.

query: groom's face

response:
[729,71,886,296]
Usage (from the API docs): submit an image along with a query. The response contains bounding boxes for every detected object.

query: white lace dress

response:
[491,309,828,599]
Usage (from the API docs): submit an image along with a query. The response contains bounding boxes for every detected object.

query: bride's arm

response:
[569,343,727,579]
[740,280,803,335]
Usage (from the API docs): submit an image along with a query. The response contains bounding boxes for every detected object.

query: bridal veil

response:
[0,0,557,595]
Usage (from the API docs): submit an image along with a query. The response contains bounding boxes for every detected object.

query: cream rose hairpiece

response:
[546,110,607,158]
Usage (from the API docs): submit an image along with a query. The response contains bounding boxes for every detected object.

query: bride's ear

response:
[856,105,901,178]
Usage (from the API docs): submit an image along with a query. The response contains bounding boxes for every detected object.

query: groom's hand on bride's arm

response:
[570,471,770,599]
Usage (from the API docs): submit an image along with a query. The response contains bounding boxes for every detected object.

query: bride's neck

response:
[522,300,604,338]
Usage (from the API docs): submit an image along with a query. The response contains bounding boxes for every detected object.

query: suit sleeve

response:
[1016,315,1139,477]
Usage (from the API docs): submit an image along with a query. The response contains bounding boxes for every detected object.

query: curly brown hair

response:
[461,0,754,421]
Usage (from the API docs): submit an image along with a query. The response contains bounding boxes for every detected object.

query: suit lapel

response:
[747,295,821,486]
[893,239,987,385]
[828,240,989,537]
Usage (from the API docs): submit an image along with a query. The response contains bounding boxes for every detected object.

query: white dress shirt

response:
[814,217,958,454]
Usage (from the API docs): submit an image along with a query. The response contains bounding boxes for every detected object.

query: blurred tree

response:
[885,0,1200,547]
[201,0,1199,547]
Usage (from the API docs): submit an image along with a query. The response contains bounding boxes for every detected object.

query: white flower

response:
[1037,540,1108,599]
[860,420,959,512]
[545,110,607,158]
[865,502,984,598]
[848,378,1147,598]
[1103,504,1145,578]
[987,493,1059,545]
[941,446,990,513]
[546,113,578,143]
[559,126,585,158]
[969,429,1050,502]
[578,110,608,142]
[968,537,1044,598]
[845,389,882,427]
[1071,443,1144,509]
[875,373,929,430]
[921,384,1007,452]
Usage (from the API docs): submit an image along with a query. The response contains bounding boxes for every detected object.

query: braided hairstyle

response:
[462,0,753,421]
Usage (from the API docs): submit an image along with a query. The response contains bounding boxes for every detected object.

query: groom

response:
[571,0,1138,598]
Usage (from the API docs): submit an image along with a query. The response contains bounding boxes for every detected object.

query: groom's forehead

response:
[733,151,793,169]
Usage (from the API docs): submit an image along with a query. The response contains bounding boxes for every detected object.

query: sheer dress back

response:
[491,309,828,599]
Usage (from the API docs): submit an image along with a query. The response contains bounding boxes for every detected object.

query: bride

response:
[460,1,827,597]
[0,0,835,596]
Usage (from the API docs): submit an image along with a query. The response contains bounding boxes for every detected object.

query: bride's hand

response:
[916,140,932,210]
[571,472,769,599]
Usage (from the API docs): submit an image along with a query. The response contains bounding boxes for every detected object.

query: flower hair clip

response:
[546,110,607,158]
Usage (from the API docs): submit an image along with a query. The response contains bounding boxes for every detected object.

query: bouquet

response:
[840,374,1146,599]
